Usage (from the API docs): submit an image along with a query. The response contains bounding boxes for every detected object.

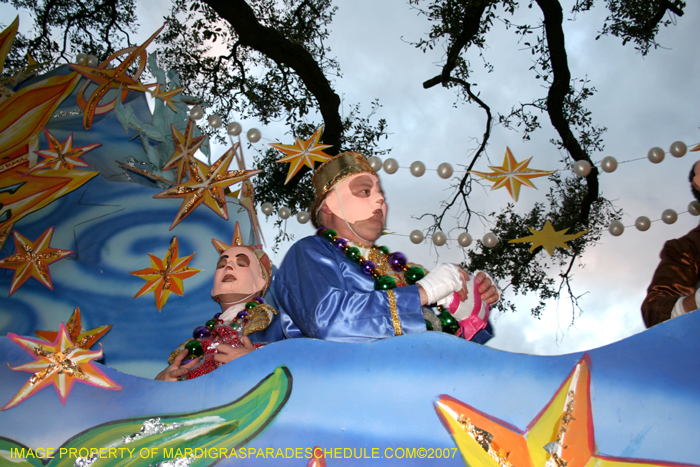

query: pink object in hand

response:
[449,278,490,340]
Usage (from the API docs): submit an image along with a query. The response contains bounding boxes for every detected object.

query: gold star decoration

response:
[154,146,261,230]
[509,220,588,256]
[69,23,165,130]
[34,307,112,350]
[2,323,122,410]
[470,147,555,202]
[27,128,101,173]
[436,355,695,467]
[270,125,333,184]
[131,236,201,311]
[0,227,73,296]
[145,82,184,112]
[162,119,208,184]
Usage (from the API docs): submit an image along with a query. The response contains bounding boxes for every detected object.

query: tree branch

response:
[536,0,599,226]
[202,0,342,155]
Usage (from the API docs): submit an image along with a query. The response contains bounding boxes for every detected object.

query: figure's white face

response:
[324,173,387,224]
[211,247,266,298]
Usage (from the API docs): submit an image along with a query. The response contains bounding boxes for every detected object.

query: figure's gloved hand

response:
[416,263,463,305]
[436,273,491,341]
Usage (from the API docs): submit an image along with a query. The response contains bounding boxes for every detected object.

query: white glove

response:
[416,263,463,305]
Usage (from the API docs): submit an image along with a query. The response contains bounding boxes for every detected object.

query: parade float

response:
[0,19,698,467]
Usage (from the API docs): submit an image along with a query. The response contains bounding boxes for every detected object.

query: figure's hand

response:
[213,336,255,364]
[474,271,500,305]
[456,268,470,302]
[155,350,199,382]
[416,264,463,305]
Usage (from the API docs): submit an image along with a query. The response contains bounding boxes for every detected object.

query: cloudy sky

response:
[5,0,699,355]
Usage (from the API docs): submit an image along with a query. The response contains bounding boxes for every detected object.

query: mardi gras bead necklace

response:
[316,226,427,290]
[316,226,459,334]
[167,296,274,363]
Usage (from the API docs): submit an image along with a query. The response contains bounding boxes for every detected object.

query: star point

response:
[0,227,73,296]
[436,355,693,467]
[270,125,333,184]
[155,147,260,230]
[3,323,121,410]
[470,147,554,202]
[131,236,201,311]
[34,307,112,349]
[509,220,588,256]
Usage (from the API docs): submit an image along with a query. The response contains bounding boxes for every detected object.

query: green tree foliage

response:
[409,0,682,315]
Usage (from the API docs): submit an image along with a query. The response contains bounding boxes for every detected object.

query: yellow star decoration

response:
[162,119,208,184]
[0,227,73,296]
[509,220,587,256]
[145,82,184,112]
[470,147,555,202]
[131,236,201,311]
[270,125,333,184]
[436,355,694,467]
[69,23,165,130]
[2,323,122,411]
[27,128,101,173]
[34,307,112,350]
[154,147,261,231]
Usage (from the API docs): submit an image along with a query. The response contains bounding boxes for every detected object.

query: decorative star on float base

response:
[270,125,333,184]
[131,236,201,311]
[436,355,693,467]
[0,227,73,296]
[2,323,121,410]
[470,147,555,202]
[155,147,260,230]
[35,307,112,349]
[509,220,587,256]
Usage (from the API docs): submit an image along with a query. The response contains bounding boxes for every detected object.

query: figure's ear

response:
[320,202,332,215]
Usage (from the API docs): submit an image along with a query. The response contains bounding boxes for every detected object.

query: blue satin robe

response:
[273,236,427,342]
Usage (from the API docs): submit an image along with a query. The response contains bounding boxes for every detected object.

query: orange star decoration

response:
[145,82,184,112]
[34,307,112,350]
[270,125,333,184]
[162,119,208,184]
[27,128,101,173]
[69,23,165,130]
[508,220,587,256]
[154,147,261,231]
[0,227,73,296]
[436,355,693,467]
[2,323,122,410]
[131,236,201,311]
[470,147,555,202]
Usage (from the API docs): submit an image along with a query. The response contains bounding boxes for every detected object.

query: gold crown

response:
[310,152,376,226]
[312,152,375,200]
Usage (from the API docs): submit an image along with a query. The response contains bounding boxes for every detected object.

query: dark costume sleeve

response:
[273,236,427,342]
[642,227,700,327]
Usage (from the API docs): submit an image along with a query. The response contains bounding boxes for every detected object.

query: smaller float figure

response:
[156,223,277,381]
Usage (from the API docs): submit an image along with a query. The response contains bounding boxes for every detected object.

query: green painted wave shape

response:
[0,366,292,467]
